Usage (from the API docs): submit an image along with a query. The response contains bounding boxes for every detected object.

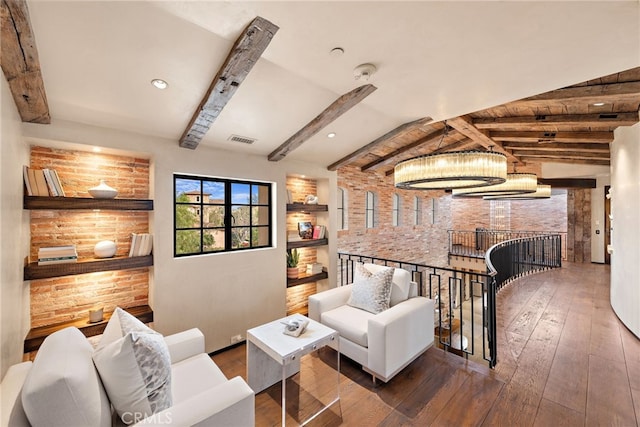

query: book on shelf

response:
[312,225,326,240]
[129,233,153,257]
[306,263,323,274]
[23,166,65,197]
[37,245,78,265]
[37,257,78,266]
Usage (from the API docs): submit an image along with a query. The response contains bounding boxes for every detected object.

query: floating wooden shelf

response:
[24,255,153,280]
[24,196,153,211]
[286,203,328,213]
[24,305,153,353]
[287,238,328,250]
[287,271,329,288]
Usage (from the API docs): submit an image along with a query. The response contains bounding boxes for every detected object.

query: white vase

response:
[94,240,117,258]
[89,180,118,199]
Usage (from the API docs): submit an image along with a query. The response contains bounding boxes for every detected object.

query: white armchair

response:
[309,263,435,383]
[1,326,254,427]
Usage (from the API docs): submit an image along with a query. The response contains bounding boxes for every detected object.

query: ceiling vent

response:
[228,134,257,145]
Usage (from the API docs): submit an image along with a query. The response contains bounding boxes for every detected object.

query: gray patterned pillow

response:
[347,264,394,314]
[93,308,172,424]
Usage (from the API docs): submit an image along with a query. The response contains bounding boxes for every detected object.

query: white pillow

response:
[93,308,172,425]
[348,264,394,314]
[357,263,412,306]
[21,327,111,427]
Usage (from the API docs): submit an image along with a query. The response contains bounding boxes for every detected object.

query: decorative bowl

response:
[89,180,118,199]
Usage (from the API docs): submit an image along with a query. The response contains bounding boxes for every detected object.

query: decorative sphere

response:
[94,240,116,258]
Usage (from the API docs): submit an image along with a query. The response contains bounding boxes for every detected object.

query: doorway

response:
[604,185,611,265]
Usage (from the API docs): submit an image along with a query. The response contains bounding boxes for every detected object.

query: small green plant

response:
[287,248,299,267]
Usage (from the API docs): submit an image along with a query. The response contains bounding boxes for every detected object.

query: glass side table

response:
[247,315,340,426]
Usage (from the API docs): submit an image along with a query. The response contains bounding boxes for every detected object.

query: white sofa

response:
[309,263,435,383]
[1,326,254,427]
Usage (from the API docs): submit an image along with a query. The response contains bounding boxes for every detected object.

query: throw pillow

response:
[92,308,172,425]
[21,327,111,427]
[357,263,412,306]
[348,264,394,314]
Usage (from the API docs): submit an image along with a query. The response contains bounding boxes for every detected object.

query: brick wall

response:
[29,147,150,327]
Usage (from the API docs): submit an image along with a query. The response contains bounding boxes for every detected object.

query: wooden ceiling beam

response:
[360,127,447,171]
[538,178,597,188]
[269,84,377,161]
[514,151,609,160]
[429,137,476,154]
[503,142,610,153]
[326,116,432,171]
[446,115,521,164]
[511,81,640,108]
[474,112,640,130]
[518,156,610,166]
[179,16,279,149]
[0,0,50,124]
[491,130,613,143]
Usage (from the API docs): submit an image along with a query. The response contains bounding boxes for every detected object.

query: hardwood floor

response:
[212,262,640,426]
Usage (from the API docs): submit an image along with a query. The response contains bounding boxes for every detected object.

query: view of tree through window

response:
[174,175,272,256]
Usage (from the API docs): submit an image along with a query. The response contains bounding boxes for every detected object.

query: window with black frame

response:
[174,174,272,256]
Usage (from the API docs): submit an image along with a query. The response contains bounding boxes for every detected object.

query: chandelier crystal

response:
[483,184,552,200]
[451,173,538,197]
[394,151,507,190]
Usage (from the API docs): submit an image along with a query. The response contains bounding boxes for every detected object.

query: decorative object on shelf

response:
[37,245,78,265]
[88,180,118,199]
[298,222,313,239]
[304,194,319,204]
[94,240,117,258]
[287,248,300,279]
[89,307,104,323]
[306,263,323,274]
[128,233,153,257]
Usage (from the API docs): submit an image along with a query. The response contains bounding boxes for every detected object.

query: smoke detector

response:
[353,63,377,81]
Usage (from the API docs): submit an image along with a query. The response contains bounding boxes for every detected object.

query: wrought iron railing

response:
[485,234,563,292]
[337,252,498,368]
[449,229,568,260]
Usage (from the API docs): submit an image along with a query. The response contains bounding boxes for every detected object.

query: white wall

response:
[0,77,31,377]
[22,120,336,353]
[610,123,640,339]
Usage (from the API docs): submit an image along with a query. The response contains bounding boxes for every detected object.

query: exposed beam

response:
[474,112,640,130]
[491,131,613,143]
[179,16,279,149]
[511,150,609,160]
[446,116,521,164]
[503,142,610,153]
[430,137,476,155]
[326,116,432,171]
[512,81,640,108]
[518,156,610,166]
[268,84,377,161]
[538,178,597,189]
[0,0,50,124]
[360,128,446,171]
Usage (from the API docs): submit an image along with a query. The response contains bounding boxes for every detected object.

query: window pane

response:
[203,181,225,203]
[232,227,251,249]
[252,206,269,226]
[252,184,269,204]
[175,230,201,255]
[232,205,250,226]
[252,226,269,246]
[175,204,201,229]
[203,229,225,252]
[175,179,201,201]
[231,183,250,204]
[204,206,225,227]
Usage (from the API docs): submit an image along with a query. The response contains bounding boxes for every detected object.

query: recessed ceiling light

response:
[151,79,168,90]
[593,102,605,106]
[330,47,344,57]
[327,132,336,138]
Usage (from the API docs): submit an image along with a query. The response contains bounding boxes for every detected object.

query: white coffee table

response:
[247,314,340,426]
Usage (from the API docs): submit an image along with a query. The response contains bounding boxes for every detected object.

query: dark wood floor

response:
[212,262,640,426]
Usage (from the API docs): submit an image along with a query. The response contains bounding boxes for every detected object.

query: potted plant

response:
[287,248,300,279]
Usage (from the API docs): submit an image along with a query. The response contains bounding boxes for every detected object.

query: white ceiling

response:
[28,1,640,167]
